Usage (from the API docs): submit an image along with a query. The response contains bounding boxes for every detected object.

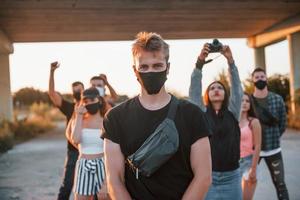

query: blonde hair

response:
[132,32,169,63]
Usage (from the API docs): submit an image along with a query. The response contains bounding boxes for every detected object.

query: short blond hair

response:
[132,32,169,63]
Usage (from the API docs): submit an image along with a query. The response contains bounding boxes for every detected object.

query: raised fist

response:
[50,61,60,71]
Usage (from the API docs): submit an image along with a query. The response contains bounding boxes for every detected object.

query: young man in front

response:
[102,32,212,200]
[251,68,289,200]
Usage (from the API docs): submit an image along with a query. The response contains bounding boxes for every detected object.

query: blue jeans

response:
[240,154,253,180]
[205,168,242,200]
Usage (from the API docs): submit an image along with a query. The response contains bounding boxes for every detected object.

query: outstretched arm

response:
[100,74,118,102]
[48,61,63,107]
[222,46,243,121]
[189,44,210,112]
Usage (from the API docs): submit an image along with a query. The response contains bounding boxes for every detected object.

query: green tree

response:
[268,74,290,103]
[13,87,51,107]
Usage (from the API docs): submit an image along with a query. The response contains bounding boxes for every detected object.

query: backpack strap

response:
[167,95,179,120]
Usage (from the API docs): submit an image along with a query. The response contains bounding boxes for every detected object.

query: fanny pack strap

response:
[167,95,179,120]
[251,94,278,126]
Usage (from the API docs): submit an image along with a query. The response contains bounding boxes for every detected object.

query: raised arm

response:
[221,46,243,121]
[104,139,131,200]
[48,61,63,107]
[182,137,212,200]
[189,44,210,112]
[100,74,118,102]
[70,104,86,145]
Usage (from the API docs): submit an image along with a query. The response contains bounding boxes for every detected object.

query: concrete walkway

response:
[0,125,299,200]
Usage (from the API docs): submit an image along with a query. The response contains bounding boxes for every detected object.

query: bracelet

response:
[195,58,205,70]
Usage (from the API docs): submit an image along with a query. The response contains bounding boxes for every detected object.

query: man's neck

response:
[253,87,268,98]
[139,87,171,111]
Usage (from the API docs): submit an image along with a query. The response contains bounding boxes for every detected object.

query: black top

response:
[57,99,78,152]
[205,107,240,172]
[102,96,210,200]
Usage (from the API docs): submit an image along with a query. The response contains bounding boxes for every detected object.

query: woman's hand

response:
[220,45,234,64]
[198,43,210,61]
[75,103,87,115]
[248,167,257,183]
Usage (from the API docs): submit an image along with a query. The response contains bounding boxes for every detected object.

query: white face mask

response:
[96,87,105,97]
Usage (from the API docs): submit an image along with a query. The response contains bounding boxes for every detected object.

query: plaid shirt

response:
[253,92,287,151]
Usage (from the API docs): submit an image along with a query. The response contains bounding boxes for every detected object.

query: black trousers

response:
[57,149,78,200]
[259,152,289,200]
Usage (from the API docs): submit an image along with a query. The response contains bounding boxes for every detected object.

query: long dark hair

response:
[204,81,229,111]
[243,92,256,119]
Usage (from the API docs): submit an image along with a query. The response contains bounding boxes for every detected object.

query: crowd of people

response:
[48,31,289,200]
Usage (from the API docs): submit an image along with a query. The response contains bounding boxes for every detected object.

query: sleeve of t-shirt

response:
[101,110,121,144]
[58,99,74,119]
[185,102,211,145]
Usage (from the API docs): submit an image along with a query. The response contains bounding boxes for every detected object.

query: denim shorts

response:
[205,168,242,200]
[239,154,253,180]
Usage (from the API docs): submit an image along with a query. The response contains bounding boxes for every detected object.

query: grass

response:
[0,102,58,153]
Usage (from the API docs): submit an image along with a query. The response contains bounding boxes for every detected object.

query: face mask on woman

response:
[85,102,102,115]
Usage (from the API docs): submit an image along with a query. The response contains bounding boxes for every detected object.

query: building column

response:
[0,29,14,121]
[254,46,266,71]
[288,32,300,115]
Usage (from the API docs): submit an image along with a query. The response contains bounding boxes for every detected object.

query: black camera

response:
[208,39,223,53]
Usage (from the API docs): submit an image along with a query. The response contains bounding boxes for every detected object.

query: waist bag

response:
[127,96,179,178]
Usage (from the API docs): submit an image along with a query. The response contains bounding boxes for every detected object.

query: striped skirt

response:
[73,157,105,196]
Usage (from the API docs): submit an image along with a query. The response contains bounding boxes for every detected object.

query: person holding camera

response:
[102,32,212,200]
[48,61,84,200]
[251,68,289,200]
[189,41,243,200]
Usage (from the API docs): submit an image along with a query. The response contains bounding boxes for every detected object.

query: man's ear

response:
[166,62,170,75]
[133,65,138,74]
[133,65,139,78]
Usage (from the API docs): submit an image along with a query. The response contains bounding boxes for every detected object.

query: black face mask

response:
[254,80,267,90]
[137,69,167,95]
[73,91,81,101]
[85,102,100,115]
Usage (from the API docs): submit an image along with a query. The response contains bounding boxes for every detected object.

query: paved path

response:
[0,125,299,200]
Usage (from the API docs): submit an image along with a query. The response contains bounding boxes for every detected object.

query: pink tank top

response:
[240,121,254,158]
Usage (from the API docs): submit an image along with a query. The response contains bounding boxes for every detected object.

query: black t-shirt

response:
[58,99,77,152]
[102,96,210,200]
